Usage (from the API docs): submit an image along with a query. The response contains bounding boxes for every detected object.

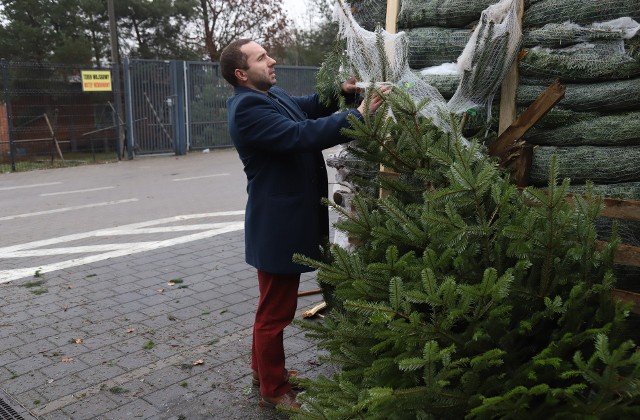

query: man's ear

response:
[234,69,247,83]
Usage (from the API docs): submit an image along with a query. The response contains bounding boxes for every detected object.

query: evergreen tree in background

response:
[290,86,640,418]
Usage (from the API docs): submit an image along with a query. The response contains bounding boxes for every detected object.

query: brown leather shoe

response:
[258,390,301,409]
[252,369,299,387]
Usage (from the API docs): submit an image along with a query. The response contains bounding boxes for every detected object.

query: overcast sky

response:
[282,0,311,27]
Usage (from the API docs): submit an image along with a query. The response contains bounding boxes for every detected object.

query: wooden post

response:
[43,113,65,162]
[379,0,401,199]
[385,0,400,33]
[498,0,524,136]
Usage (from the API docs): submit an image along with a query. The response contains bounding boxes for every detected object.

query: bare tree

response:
[199,0,292,61]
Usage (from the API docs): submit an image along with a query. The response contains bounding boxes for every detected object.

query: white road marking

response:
[3,243,157,257]
[0,182,62,191]
[39,186,115,196]
[95,223,235,235]
[0,211,245,253]
[0,211,245,283]
[0,198,139,221]
[172,173,229,181]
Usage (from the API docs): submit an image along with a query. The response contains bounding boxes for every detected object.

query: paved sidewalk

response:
[0,223,331,419]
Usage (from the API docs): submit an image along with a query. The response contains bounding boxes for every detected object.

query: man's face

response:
[237,41,277,92]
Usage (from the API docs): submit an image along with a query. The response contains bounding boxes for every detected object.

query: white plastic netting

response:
[448,0,523,115]
[333,0,450,131]
[332,0,523,126]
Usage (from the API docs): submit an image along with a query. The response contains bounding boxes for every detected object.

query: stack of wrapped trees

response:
[347,0,640,291]
[396,0,640,193]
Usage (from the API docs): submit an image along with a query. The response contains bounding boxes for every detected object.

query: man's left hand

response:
[341,77,359,95]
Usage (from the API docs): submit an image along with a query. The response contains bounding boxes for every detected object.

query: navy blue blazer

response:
[227,86,361,273]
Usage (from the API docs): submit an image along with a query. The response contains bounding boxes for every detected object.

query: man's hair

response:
[220,39,253,87]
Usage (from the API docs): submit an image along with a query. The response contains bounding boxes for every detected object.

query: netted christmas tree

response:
[281,1,640,416]
[288,84,640,419]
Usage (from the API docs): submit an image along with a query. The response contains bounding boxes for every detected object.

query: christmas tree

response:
[285,2,640,417]
[288,86,640,418]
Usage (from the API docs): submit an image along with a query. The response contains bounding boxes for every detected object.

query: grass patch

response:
[109,386,129,394]
[143,341,155,350]
[3,153,119,173]
[31,288,48,295]
[22,280,45,288]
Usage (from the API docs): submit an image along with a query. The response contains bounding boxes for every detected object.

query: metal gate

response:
[123,59,318,156]
[123,58,185,155]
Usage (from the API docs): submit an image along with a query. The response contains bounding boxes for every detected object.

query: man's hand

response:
[356,84,391,115]
[341,76,360,95]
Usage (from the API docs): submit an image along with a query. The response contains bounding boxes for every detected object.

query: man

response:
[220,39,385,409]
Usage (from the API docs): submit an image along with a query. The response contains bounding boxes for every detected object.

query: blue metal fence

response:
[0,59,319,171]
[124,59,319,156]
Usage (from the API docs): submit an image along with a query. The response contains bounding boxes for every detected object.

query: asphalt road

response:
[0,147,342,284]
[0,149,248,248]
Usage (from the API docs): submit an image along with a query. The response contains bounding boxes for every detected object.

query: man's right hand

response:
[356,84,391,115]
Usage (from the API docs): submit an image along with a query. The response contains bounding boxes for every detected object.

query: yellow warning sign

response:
[81,70,112,92]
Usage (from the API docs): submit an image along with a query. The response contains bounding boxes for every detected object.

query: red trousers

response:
[251,270,300,398]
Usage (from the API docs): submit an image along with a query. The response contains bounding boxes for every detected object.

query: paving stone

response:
[101,396,162,419]
[15,388,47,414]
[36,373,90,401]
[60,391,121,419]
[5,353,55,376]
[39,357,91,380]
[138,371,193,404]
[0,370,49,396]
[0,152,345,419]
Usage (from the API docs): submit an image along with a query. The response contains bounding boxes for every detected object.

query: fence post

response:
[1,59,16,172]
[111,62,124,160]
[123,57,135,159]
[171,60,187,155]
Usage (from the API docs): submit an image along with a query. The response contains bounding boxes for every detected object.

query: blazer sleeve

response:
[228,91,361,153]
[289,89,360,119]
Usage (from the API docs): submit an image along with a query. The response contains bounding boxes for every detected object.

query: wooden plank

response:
[596,240,640,268]
[601,197,640,222]
[302,302,328,319]
[514,143,532,188]
[489,79,565,158]
[498,0,525,136]
[565,195,640,222]
[612,242,640,268]
[613,289,640,314]
[298,288,322,297]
